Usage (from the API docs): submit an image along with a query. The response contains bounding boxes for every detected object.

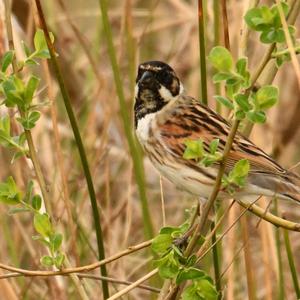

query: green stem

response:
[211,221,221,298]
[97,0,153,239]
[198,0,208,105]
[4,0,51,214]
[33,1,109,298]
[213,0,221,113]
[273,200,285,300]
[283,227,300,298]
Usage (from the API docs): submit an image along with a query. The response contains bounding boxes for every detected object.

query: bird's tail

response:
[249,170,300,204]
[275,171,300,204]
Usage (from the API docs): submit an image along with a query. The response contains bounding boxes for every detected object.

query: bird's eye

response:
[160,71,173,85]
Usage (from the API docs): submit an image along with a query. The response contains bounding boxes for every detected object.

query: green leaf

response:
[231,159,250,178]
[212,72,233,83]
[32,194,42,210]
[234,94,251,112]
[244,6,273,31]
[234,109,246,120]
[159,226,180,235]
[256,85,278,110]
[209,139,219,154]
[183,139,204,160]
[236,57,247,77]
[176,267,205,285]
[182,278,218,300]
[24,180,34,203]
[25,76,40,104]
[246,110,266,123]
[154,250,180,279]
[32,235,51,247]
[51,233,63,252]
[208,46,233,72]
[54,252,65,268]
[214,95,234,109]
[1,51,14,72]
[151,234,173,255]
[33,29,54,59]
[200,153,222,167]
[34,213,53,238]
[0,116,10,135]
[260,29,276,44]
[0,176,22,205]
[34,29,47,52]
[17,111,41,130]
[40,255,54,267]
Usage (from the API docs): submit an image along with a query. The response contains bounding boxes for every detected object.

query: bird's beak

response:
[139,71,153,84]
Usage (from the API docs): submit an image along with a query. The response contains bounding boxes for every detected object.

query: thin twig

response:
[107,269,158,300]
[0,272,161,294]
[0,239,152,277]
[33,1,109,297]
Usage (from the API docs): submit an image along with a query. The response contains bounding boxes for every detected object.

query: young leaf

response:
[54,252,65,268]
[34,29,48,52]
[208,46,233,72]
[212,72,233,83]
[154,250,180,279]
[34,213,53,238]
[234,94,251,112]
[51,233,63,253]
[183,140,204,160]
[231,159,250,178]
[176,267,205,285]
[214,95,234,109]
[256,85,278,110]
[0,116,10,135]
[246,110,266,123]
[40,255,54,267]
[32,194,42,210]
[17,111,41,130]
[1,50,14,72]
[0,176,22,205]
[182,278,218,300]
[236,58,247,77]
[24,180,34,203]
[25,76,40,104]
[209,139,219,154]
[152,234,173,255]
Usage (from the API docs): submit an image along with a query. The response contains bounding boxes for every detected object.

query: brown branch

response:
[0,240,152,277]
[0,272,160,294]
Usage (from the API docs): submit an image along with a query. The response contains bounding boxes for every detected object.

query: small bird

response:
[134,60,300,203]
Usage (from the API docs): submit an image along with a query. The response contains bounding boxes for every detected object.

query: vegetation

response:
[0,0,299,299]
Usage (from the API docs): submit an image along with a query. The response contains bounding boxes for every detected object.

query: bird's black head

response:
[134,61,183,127]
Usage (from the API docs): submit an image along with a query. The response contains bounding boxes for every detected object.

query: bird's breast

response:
[136,112,156,144]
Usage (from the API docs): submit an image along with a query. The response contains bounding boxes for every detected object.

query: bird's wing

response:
[157,96,299,186]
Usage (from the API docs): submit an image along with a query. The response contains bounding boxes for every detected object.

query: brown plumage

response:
[134,61,300,203]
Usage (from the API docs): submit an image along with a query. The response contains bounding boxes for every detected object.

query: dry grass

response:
[0,0,300,299]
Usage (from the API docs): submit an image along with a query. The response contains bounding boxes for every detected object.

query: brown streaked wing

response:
[157,95,294,180]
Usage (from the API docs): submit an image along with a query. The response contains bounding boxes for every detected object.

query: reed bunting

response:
[134,61,300,203]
